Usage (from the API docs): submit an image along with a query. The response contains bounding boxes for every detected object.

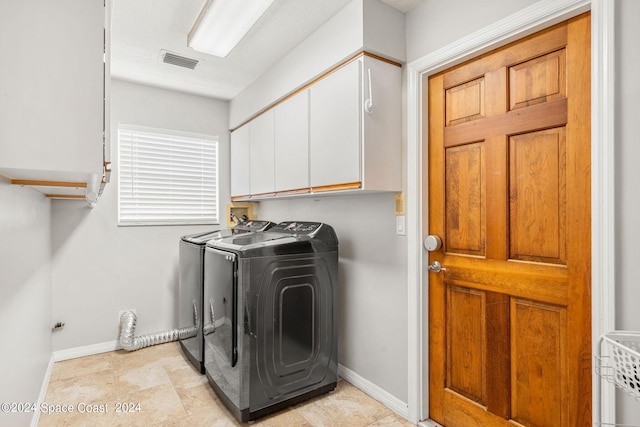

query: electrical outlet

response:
[118,309,137,326]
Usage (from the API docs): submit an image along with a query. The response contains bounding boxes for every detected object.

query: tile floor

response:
[39,342,415,426]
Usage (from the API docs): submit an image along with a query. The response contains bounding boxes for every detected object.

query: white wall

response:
[363,0,405,62]
[614,0,640,422]
[405,0,540,63]
[0,179,52,427]
[51,79,230,351]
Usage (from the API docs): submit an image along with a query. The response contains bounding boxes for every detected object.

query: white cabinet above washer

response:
[230,52,402,201]
[230,124,250,198]
[249,109,275,196]
[274,90,309,193]
[309,59,361,189]
[309,54,402,193]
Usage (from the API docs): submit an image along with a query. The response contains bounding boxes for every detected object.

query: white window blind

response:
[118,125,218,225]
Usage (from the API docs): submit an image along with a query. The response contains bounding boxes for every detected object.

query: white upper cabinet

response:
[359,55,402,192]
[310,55,402,193]
[230,124,250,198]
[249,109,275,195]
[274,90,309,192]
[231,109,277,198]
[0,0,108,202]
[230,53,402,200]
[309,60,361,188]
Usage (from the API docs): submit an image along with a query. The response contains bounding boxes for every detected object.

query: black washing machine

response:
[203,221,339,422]
[178,220,273,373]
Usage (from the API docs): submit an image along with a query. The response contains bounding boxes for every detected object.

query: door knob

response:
[424,235,443,251]
[428,261,446,273]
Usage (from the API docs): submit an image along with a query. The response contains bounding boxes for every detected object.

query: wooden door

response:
[426,13,591,427]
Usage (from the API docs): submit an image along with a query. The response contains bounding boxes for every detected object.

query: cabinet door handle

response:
[365,68,374,114]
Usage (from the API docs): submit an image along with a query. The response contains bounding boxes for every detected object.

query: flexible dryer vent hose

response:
[119,310,197,352]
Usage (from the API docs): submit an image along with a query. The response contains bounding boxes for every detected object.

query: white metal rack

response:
[596,331,640,426]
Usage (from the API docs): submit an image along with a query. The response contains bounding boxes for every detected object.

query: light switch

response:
[396,215,406,235]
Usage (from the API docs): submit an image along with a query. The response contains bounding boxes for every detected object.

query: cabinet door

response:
[0,0,104,174]
[249,109,275,195]
[230,124,250,197]
[361,56,402,191]
[274,90,309,192]
[309,59,361,188]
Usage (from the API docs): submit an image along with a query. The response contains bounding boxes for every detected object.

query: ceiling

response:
[110,0,424,101]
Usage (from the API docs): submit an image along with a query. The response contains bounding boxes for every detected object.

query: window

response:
[118,124,218,226]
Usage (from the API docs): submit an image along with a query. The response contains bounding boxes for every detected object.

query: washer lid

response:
[181,228,227,245]
[181,220,274,245]
[206,221,338,251]
[207,232,297,251]
[232,220,275,232]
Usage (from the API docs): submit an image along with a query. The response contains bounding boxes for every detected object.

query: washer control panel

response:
[271,221,322,234]
[233,220,274,232]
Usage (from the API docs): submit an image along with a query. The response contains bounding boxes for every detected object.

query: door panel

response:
[509,128,566,264]
[509,49,566,110]
[445,143,485,256]
[446,78,485,125]
[446,285,485,403]
[426,14,590,427]
[510,299,566,427]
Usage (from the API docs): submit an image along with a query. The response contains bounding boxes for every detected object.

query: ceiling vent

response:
[161,50,199,69]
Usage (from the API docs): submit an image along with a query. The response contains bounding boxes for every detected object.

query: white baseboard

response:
[419,420,443,427]
[30,355,54,427]
[338,363,409,420]
[53,340,121,362]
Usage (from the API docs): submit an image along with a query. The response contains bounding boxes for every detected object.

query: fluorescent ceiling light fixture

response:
[188,0,276,57]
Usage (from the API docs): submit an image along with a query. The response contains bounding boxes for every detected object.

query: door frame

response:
[405,0,616,425]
